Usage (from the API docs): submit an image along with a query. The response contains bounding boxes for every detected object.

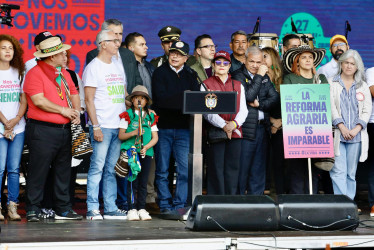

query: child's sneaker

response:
[138,209,152,221]
[103,209,127,220]
[127,209,140,221]
[86,210,103,220]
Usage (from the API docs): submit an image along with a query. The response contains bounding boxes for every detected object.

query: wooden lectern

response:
[183,90,237,204]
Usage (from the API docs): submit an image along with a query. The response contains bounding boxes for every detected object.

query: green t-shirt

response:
[120,109,156,157]
[283,73,328,85]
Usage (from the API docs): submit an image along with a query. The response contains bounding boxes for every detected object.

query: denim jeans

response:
[87,127,121,213]
[330,141,361,200]
[0,132,24,204]
[238,124,268,195]
[116,176,128,210]
[155,129,190,210]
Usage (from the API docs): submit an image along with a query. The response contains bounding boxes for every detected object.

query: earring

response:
[271,65,274,70]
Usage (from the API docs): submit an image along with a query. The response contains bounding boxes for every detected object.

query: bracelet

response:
[93,127,101,131]
[232,120,238,129]
[61,107,65,115]
[93,124,100,128]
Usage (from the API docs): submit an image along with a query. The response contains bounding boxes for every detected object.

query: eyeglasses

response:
[332,42,347,48]
[215,60,230,66]
[199,45,217,50]
[101,39,121,44]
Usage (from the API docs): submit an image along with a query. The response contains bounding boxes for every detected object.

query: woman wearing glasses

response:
[329,49,371,200]
[201,51,248,195]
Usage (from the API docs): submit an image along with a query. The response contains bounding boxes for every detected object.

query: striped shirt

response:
[332,75,366,143]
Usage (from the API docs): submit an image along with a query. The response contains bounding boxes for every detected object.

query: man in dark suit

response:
[232,46,279,195]
[85,19,143,93]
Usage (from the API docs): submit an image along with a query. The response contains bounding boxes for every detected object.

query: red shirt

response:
[23,61,78,124]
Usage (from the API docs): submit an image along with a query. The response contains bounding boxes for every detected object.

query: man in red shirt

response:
[23,36,83,222]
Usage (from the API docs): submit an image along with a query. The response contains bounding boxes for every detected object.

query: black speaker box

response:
[186,195,279,231]
[277,194,359,231]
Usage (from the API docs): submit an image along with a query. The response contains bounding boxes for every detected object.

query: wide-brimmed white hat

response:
[283,45,326,74]
[34,36,71,58]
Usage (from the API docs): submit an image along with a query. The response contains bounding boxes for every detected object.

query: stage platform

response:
[1,212,374,250]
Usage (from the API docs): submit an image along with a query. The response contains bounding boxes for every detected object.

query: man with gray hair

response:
[83,29,128,220]
[85,19,143,93]
[232,46,279,195]
[229,30,249,73]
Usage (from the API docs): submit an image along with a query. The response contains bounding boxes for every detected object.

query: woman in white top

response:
[0,34,27,220]
[329,49,371,200]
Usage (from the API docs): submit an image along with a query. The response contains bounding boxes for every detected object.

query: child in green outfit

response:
[118,86,158,221]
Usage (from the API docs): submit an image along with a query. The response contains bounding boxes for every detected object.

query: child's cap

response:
[126,85,152,105]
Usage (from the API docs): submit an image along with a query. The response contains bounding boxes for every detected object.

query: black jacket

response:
[231,64,279,140]
[144,60,155,77]
[85,47,143,93]
[152,63,200,129]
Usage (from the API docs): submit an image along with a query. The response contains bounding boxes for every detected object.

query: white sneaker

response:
[127,209,140,221]
[86,210,103,220]
[138,209,152,221]
[103,209,127,220]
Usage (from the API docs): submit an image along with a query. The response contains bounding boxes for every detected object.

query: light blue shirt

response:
[332,75,366,143]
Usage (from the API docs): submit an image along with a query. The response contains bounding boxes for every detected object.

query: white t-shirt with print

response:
[0,67,26,138]
[83,57,126,128]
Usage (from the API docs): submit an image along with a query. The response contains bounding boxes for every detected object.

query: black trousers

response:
[207,139,241,195]
[270,129,287,194]
[288,158,319,194]
[25,122,72,214]
[127,155,152,210]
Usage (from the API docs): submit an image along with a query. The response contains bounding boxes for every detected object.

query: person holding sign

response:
[329,49,371,200]
[203,51,248,195]
[282,45,327,194]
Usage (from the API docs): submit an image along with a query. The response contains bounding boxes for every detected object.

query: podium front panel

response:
[183,91,237,114]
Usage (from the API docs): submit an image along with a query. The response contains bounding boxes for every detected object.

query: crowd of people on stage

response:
[1,17,374,222]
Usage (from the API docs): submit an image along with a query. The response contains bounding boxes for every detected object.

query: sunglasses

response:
[332,42,347,48]
[215,60,230,66]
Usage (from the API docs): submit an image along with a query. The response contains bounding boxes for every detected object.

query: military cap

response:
[158,26,181,42]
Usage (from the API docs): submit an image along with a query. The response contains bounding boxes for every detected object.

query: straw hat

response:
[125,85,152,105]
[283,45,326,74]
[33,36,71,58]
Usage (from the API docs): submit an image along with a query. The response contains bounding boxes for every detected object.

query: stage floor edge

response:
[2,235,374,249]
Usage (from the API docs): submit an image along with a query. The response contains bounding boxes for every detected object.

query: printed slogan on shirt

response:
[105,73,125,104]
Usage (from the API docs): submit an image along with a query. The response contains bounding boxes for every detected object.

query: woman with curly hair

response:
[0,34,27,220]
